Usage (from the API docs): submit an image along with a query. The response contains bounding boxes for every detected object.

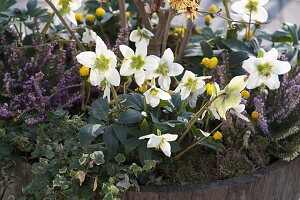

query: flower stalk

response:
[44,0,85,52]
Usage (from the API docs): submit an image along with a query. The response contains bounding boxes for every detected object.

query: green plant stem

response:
[44,0,85,52]
[41,13,55,36]
[223,0,232,26]
[81,80,86,111]
[197,10,271,25]
[111,85,120,108]
[174,123,222,161]
[85,82,91,106]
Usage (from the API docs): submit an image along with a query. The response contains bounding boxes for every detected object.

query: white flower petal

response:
[252,6,268,22]
[70,0,82,10]
[76,51,97,68]
[226,75,247,93]
[264,48,278,61]
[119,45,134,58]
[139,134,155,140]
[163,134,178,142]
[103,85,111,103]
[161,48,174,63]
[147,135,162,148]
[120,60,135,76]
[271,60,291,75]
[160,141,172,157]
[136,40,148,58]
[90,70,104,86]
[158,76,171,91]
[200,130,210,137]
[169,63,184,77]
[246,73,262,89]
[144,55,160,71]
[231,0,247,14]
[96,36,107,55]
[65,11,77,25]
[135,70,146,86]
[157,89,171,100]
[142,28,154,37]
[180,87,190,100]
[106,68,120,86]
[129,30,141,43]
[242,57,258,74]
[149,96,160,107]
[263,74,280,90]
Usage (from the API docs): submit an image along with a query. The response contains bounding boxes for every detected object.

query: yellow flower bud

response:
[177,27,185,38]
[207,57,218,69]
[206,83,213,96]
[251,111,259,119]
[85,14,95,26]
[213,131,222,140]
[209,4,218,13]
[205,15,212,26]
[75,13,83,24]
[126,11,131,18]
[95,7,106,17]
[201,57,210,66]
[138,85,148,93]
[79,66,90,77]
[241,90,250,100]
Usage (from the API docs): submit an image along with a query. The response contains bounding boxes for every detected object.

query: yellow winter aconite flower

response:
[213,131,222,140]
[75,13,83,24]
[80,66,90,77]
[204,15,212,26]
[201,57,210,66]
[95,7,106,17]
[251,111,259,119]
[85,14,95,26]
[207,57,218,69]
[241,90,250,99]
[206,83,213,96]
[209,4,218,13]
[202,57,218,69]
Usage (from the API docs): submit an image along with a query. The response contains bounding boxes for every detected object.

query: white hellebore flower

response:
[230,104,250,122]
[119,41,158,86]
[139,133,178,157]
[144,85,172,107]
[50,0,82,26]
[243,48,291,90]
[209,75,248,120]
[76,36,120,87]
[82,29,97,44]
[129,27,154,46]
[231,0,269,22]
[174,70,211,108]
[149,48,184,91]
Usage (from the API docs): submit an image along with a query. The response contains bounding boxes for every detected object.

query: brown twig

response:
[118,0,127,29]
[161,9,175,53]
[134,0,152,31]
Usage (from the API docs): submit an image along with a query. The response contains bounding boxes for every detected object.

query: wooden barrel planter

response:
[122,157,300,200]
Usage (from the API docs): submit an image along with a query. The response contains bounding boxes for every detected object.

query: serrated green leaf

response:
[221,39,254,55]
[138,142,151,165]
[103,126,118,153]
